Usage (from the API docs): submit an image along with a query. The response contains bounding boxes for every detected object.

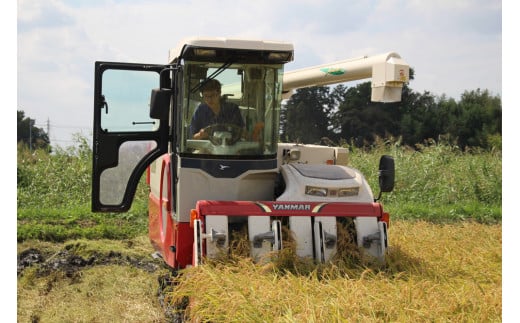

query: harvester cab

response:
[91,37,409,269]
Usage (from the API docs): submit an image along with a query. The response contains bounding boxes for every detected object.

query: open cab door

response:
[92,62,171,212]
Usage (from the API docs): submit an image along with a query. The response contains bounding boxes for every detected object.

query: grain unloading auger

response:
[91,37,409,269]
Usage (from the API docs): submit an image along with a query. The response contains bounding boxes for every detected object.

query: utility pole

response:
[29,119,34,153]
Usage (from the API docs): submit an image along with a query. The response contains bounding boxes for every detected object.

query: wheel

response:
[203,123,243,146]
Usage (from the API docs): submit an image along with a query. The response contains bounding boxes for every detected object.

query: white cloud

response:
[17,0,502,147]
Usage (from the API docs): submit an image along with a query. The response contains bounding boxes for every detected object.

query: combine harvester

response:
[91,37,409,269]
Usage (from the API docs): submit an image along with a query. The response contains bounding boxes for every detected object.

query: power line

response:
[34,123,90,130]
[51,138,83,143]
[50,125,91,130]
[31,119,92,147]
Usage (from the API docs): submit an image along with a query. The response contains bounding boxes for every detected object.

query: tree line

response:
[281,75,501,151]
[17,110,50,151]
[18,75,501,152]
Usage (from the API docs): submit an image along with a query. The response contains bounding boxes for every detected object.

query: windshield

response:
[180,61,284,157]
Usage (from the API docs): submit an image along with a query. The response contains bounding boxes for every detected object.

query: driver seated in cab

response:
[189,79,244,140]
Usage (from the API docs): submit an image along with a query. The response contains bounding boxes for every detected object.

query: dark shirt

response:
[189,100,244,138]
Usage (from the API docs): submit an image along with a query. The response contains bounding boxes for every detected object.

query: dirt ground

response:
[17,242,185,322]
[17,247,160,277]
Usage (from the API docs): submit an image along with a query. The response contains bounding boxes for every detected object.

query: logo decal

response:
[273,204,311,211]
[255,202,272,213]
[320,67,346,76]
[312,203,327,213]
[254,202,327,213]
[219,164,230,171]
[399,69,408,82]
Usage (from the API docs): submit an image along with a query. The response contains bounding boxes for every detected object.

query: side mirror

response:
[150,88,171,120]
[378,155,395,193]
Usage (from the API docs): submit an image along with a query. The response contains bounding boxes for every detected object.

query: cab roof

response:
[168,37,294,64]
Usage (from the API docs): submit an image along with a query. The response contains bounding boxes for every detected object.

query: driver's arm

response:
[193,128,208,139]
[190,107,208,139]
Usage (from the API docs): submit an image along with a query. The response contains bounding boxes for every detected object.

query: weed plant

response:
[17,137,149,242]
[17,135,501,242]
[346,136,501,223]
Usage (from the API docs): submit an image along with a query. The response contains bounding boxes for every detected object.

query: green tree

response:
[17,110,50,151]
[454,89,502,149]
[398,89,437,146]
[279,66,501,151]
[331,82,404,146]
[280,86,334,144]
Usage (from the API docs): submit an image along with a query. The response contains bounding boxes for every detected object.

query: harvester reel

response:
[203,123,242,146]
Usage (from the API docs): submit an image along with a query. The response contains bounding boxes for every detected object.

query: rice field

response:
[165,220,502,322]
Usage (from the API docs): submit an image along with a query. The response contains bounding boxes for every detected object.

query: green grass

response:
[346,137,501,223]
[16,137,502,242]
[17,141,150,242]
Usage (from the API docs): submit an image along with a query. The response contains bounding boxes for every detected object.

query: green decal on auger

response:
[320,67,346,76]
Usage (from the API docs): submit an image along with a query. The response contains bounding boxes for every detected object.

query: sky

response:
[14,0,504,148]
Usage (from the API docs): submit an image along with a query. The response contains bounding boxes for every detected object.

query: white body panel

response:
[313,216,337,262]
[204,215,229,258]
[355,217,385,260]
[248,216,272,261]
[289,216,313,258]
[276,163,374,203]
[176,164,278,223]
[277,143,349,166]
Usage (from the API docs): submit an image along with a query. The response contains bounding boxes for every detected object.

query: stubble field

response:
[17,220,501,322]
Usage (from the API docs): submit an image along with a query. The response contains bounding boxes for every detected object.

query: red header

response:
[195,200,384,218]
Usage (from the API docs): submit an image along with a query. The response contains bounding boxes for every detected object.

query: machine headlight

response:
[338,187,359,197]
[268,51,293,63]
[194,48,217,57]
[305,186,328,197]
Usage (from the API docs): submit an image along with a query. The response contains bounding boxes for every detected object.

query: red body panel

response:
[194,200,385,218]
[148,193,162,252]
[174,222,194,268]
[149,194,193,268]
[148,155,187,268]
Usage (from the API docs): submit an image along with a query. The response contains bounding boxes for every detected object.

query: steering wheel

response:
[203,123,243,146]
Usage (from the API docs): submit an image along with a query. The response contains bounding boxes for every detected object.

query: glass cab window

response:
[180,62,284,158]
[101,69,160,132]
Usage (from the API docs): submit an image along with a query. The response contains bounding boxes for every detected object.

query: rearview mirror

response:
[150,88,171,120]
[378,155,395,193]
